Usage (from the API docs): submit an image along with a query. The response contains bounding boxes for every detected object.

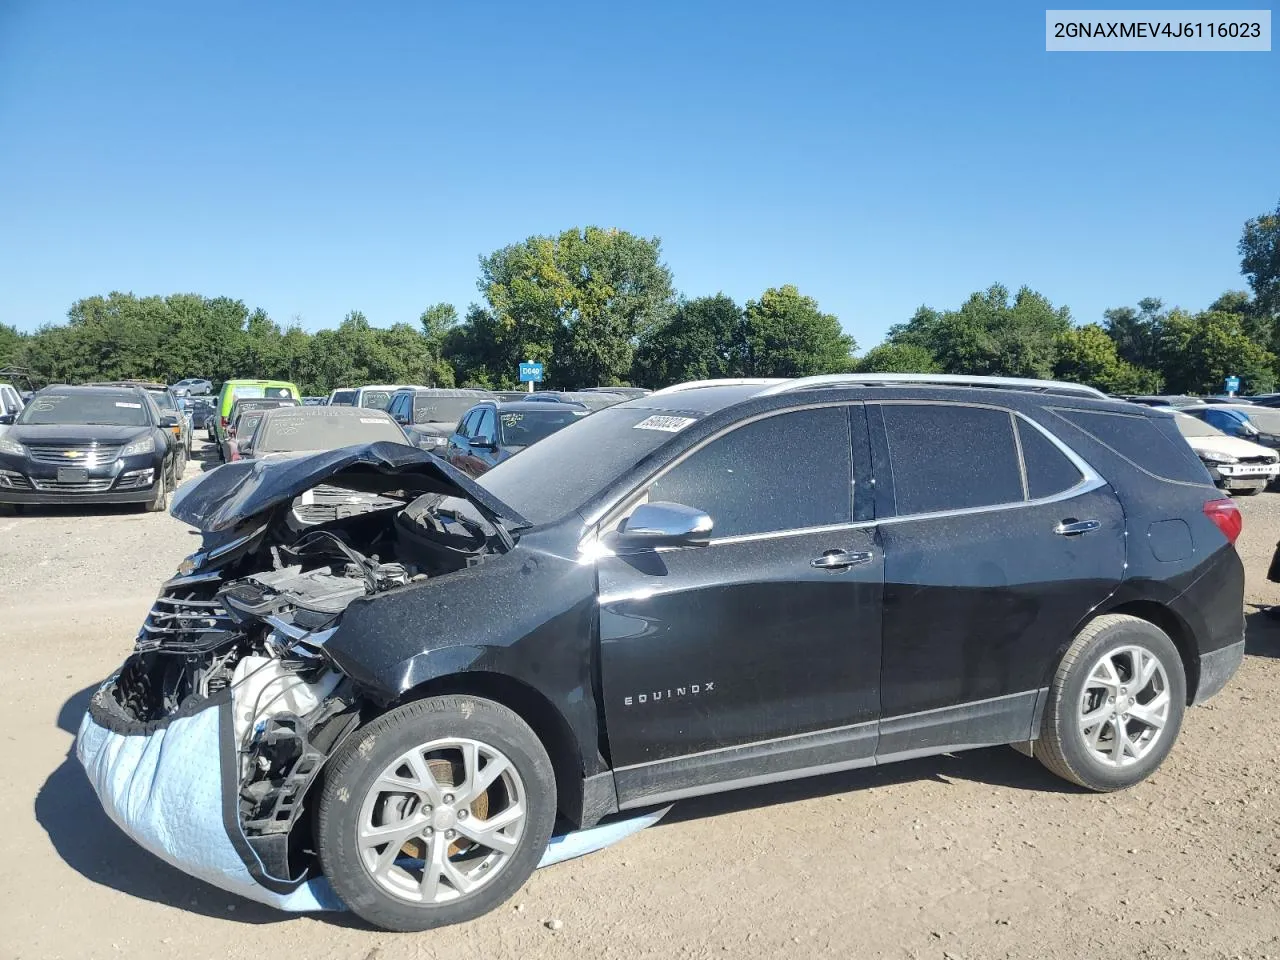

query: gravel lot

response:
[4,441,1280,960]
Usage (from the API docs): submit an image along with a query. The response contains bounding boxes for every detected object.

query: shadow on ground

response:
[657,741,1083,828]
[1245,606,1280,659]
[37,684,364,927]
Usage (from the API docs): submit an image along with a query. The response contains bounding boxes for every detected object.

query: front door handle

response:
[1054,519,1101,536]
[811,549,873,570]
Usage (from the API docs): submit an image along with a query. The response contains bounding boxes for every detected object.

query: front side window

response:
[880,404,1023,515]
[644,406,853,540]
[474,408,497,442]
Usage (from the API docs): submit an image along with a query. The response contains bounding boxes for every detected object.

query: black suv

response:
[78,375,1244,930]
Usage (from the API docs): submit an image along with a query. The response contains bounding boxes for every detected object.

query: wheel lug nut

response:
[443,794,454,804]
[424,827,434,836]
[445,829,456,840]
[458,809,469,820]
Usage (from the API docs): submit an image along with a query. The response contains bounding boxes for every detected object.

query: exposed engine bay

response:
[93,466,516,881]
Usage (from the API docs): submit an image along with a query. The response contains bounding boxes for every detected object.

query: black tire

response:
[145,465,168,513]
[317,695,557,932]
[1037,614,1186,791]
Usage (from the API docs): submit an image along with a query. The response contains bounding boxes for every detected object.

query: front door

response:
[597,403,884,808]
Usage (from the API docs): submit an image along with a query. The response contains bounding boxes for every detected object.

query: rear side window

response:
[1053,409,1209,484]
[646,406,853,539]
[1017,420,1084,499]
[880,404,1023,514]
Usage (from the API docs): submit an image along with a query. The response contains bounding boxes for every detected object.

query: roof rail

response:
[754,373,1107,400]
[650,378,785,396]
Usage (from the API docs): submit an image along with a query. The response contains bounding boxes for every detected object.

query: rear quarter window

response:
[1051,408,1211,484]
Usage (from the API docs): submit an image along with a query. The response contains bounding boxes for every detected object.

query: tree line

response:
[1,202,1277,396]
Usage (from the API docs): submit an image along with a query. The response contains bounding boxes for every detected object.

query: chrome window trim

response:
[577,399,1106,558]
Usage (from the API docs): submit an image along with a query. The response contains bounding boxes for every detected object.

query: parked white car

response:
[0,383,24,437]
[1169,410,1280,494]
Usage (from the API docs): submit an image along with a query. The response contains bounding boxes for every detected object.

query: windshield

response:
[498,408,588,447]
[255,411,409,452]
[415,396,482,424]
[1173,413,1227,438]
[479,406,698,524]
[18,392,151,427]
[330,389,356,406]
[360,390,394,410]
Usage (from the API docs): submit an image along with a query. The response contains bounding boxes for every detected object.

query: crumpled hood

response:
[1183,434,1279,461]
[170,441,530,533]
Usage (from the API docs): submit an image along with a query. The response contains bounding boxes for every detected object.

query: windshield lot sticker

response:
[114,402,142,408]
[359,418,383,424]
[501,414,523,426]
[634,415,696,433]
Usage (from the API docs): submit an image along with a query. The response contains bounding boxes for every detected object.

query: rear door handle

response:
[1054,519,1100,536]
[811,549,873,570]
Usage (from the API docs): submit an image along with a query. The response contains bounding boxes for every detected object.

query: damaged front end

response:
[76,443,527,910]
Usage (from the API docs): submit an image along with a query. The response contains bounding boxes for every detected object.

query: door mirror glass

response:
[0,413,14,425]
[611,501,713,550]
[159,414,180,427]
[470,435,495,449]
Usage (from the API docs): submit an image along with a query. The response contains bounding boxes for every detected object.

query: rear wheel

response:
[317,695,556,931]
[1037,614,1185,791]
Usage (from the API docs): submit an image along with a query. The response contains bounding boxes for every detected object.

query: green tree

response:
[456,227,675,388]
[888,284,1071,378]
[1240,199,1280,319]
[741,285,854,377]
[1102,297,1166,370]
[1157,309,1275,394]
[855,342,940,374]
[0,322,22,367]
[418,303,459,387]
[1054,324,1161,394]
[633,294,744,386]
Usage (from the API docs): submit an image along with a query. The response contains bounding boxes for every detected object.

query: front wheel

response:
[317,695,557,931]
[1036,614,1186,791]
[145,465,168,513]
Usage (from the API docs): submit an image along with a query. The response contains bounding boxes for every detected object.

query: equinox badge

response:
[623,682,715,707]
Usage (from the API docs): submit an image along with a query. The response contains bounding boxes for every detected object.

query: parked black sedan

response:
[444,398,588,476]
[0,385,181,511]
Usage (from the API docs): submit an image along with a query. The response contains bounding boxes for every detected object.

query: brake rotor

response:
[399,757,490,859]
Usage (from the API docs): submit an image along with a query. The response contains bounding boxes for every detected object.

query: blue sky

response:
[0,2,1275,350]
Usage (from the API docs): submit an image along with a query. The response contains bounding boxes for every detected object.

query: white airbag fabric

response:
[76,696,342,911]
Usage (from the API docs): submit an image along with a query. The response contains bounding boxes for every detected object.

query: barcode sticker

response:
[633,415,696,433]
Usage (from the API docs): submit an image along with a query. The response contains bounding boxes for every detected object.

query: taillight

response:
[1203,498,1242,545]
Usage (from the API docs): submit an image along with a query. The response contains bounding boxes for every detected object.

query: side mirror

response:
[160,414,180,427]
[394,413,409,425]
[609,501,713,551]
[0,413,14,425]
[470,435,496,449]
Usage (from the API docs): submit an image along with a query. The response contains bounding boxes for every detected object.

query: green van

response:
[214,379,301,446]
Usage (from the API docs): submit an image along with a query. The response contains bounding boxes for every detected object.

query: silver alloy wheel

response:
[356,737,527,904]
[1078,644,1171,767]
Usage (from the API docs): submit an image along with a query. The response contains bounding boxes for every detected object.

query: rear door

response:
[869,401,1125,758]
[598,403,884,807]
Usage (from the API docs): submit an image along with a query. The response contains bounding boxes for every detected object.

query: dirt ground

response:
[4,441,1280,960]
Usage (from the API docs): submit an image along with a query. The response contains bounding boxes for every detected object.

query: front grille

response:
[25,442,124,466]
[0,472,31,490]
[136,592,238,653]
[30,477,115,493]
